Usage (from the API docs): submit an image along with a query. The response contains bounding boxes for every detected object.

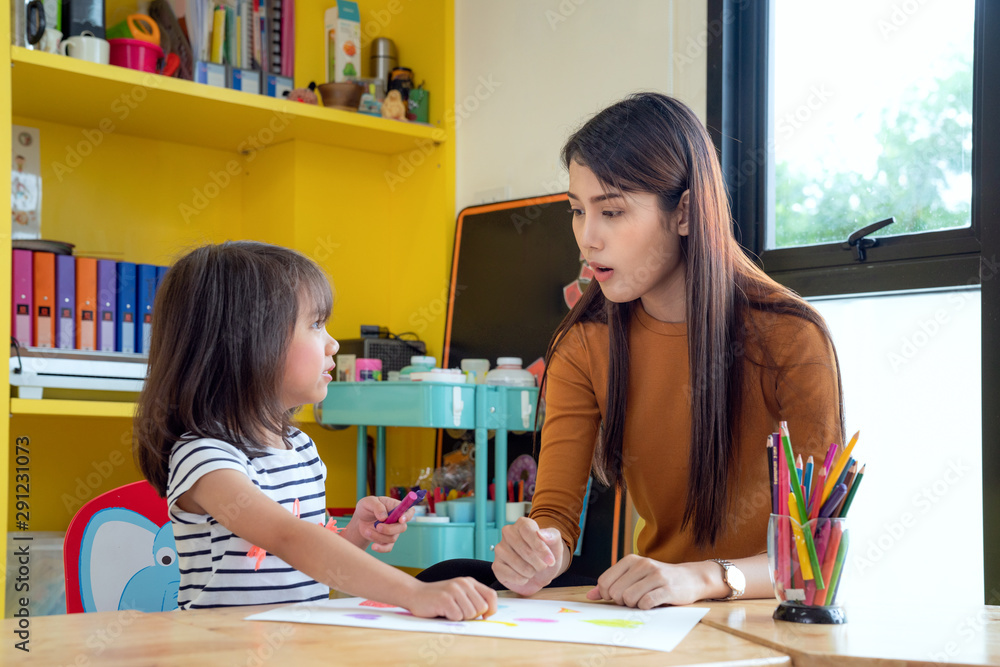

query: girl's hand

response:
[344,496,413,552]
[586,555,704,608]
[491,517,566,596]
[404,578,498,621]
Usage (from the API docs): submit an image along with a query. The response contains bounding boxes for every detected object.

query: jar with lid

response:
[399,355,436,380]
[485,357,535,387]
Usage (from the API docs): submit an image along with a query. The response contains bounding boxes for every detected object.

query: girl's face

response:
[567,161,689,322]
[281,295,339,411]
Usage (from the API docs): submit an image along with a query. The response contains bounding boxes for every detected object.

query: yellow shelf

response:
[9,398,318,422]
[12,47,446,154]
[10,398,136,418]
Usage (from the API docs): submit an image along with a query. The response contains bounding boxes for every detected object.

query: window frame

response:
[707,0,983,298]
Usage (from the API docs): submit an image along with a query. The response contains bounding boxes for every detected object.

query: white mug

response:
[37,27,62,53]
[60,31,109,65]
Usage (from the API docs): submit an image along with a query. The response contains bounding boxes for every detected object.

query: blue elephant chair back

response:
[64,480,179,613]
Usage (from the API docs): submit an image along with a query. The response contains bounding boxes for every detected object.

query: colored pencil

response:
[819,483,847,518]
[822,442,838,476]
[788,492,814,580]
[807,467,827,520]
[818,522,843,600]
[834,457,854,490]
[803,456,814,503]
[779,422,825,588]
[824,530,850,606]
[838,464,865,518]
[833,464,857,517]
[823,430,860,501]
[777,433,790,589]
[767,438,776,514]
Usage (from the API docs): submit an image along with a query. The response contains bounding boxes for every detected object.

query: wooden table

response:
[700,598,1000,667]
[9,587,999,666]
[4,588,788,667]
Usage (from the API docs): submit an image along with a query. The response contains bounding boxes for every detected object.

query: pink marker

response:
[374,489,426,528]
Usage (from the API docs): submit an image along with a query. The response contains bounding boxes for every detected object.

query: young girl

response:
[491,93,844,607]
[134,241,496,620]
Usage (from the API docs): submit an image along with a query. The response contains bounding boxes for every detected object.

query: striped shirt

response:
[166,429,330,609]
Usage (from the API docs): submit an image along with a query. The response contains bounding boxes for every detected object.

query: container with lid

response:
[370,37,397,90]
[460,358,490,384]
[485,357,535,387]
[399,355,436,380]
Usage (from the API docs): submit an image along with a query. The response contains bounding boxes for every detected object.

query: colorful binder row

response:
[11,250,167,354]
[769,422,865,607]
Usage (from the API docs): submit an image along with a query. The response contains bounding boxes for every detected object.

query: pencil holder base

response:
[773,601,846,624]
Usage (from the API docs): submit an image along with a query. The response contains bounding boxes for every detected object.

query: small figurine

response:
[285,81,319,105]
[380,89,407,121]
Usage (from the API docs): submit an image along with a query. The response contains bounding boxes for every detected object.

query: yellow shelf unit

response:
[11,47,446,155]
[2,0,456,611]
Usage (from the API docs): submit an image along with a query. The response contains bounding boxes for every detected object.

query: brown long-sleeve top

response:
[529,301,843,564]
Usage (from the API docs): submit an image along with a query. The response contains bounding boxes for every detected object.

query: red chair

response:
[64,480,179,613]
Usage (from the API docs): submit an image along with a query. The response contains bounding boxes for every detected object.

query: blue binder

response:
[136,264,158,354]
[116,262,137,353]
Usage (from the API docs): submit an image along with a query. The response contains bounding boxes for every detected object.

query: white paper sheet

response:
[246,597,709,653]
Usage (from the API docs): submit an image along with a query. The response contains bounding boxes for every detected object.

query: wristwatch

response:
[710,559,746,600]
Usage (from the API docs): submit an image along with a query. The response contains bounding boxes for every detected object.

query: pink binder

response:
[11,249,32,347]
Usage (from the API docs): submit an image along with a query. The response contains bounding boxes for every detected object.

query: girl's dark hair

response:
[546,92,845,547]
[134,241,333,496]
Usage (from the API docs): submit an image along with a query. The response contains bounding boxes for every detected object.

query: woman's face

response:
[567,161,689,321]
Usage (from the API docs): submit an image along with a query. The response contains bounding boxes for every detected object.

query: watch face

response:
[727,564,747,594]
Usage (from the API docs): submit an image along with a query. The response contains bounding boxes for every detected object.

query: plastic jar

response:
[460,358,490,384]
[399,355,436,380]
[355,358,382,381]
[485,357,535,387]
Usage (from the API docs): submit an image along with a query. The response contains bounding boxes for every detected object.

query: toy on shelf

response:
[286,82,319,105]
[380,90,407,121]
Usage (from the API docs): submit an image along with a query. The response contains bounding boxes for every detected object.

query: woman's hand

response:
[404,578,498,621]
[586,555,707,608]
[343,496,413,552]
[492,517,567,596]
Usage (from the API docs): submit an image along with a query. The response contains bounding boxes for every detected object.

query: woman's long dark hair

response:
[545,93,844,547]
[134,241,333,496]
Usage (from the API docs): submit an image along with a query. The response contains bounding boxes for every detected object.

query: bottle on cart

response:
[399,355,436,380]
[485,357,535,387]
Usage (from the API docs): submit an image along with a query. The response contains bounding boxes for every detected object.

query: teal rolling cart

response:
[317,382,540,568]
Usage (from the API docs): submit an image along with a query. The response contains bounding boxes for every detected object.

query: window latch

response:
[844,217,895,262]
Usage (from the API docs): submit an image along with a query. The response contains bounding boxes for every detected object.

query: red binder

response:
[32,251,55,347]
[76,257,97,350]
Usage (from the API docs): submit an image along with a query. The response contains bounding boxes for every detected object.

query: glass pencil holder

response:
[767,513,849,624]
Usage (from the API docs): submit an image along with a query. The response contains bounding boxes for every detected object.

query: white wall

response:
[454,0,707,210]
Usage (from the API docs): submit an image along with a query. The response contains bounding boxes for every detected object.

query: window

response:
[707,0,1000,603]
[771,1,973,251]
[707,0,990,297]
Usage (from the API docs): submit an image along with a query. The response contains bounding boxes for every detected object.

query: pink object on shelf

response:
[108,38,164,73]
[355,358,382,382]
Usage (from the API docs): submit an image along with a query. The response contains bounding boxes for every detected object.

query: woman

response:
[490,92,844,608]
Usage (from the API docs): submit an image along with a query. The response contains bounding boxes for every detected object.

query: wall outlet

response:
[475,185,511,204]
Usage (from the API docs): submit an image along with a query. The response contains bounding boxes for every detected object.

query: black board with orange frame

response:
[441,194,627,578]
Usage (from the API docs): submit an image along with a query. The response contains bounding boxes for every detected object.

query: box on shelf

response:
[330,1,361,82]
[195,61,227,89]
[265,74,294,99]
[230,68,261,94]
[5,531,66,618]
